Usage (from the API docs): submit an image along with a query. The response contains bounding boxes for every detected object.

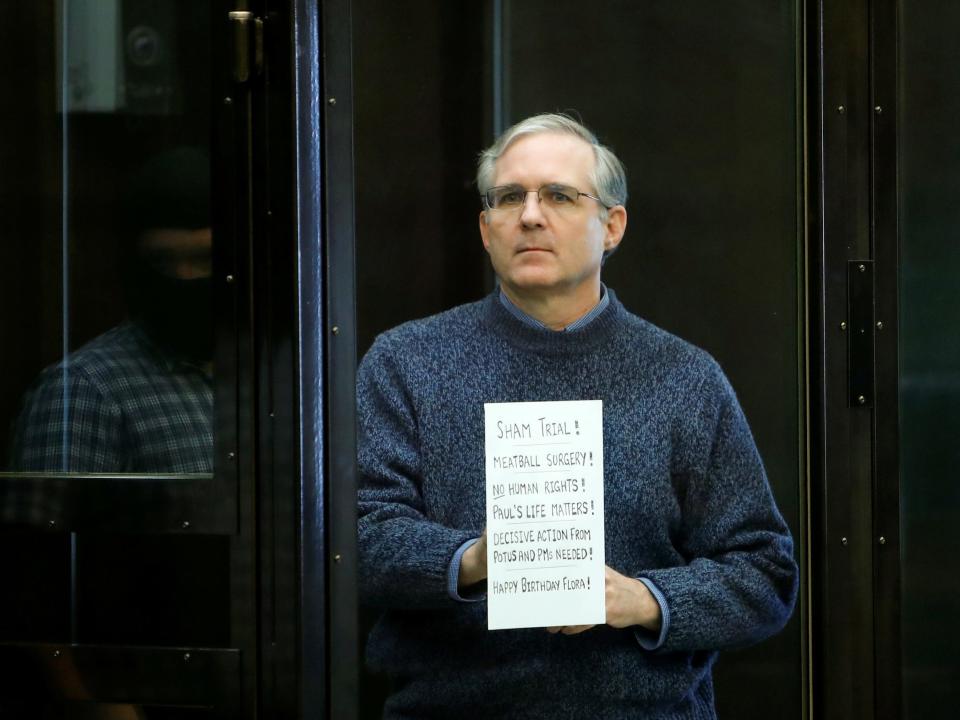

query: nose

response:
[518,190,546,227]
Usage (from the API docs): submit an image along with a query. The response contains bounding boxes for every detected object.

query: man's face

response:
[478,132,626,303]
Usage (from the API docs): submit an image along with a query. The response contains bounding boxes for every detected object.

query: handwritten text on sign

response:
[484,400,605,630]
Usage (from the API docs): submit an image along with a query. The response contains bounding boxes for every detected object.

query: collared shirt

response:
[8,321,213,474]
[498,283,610,332]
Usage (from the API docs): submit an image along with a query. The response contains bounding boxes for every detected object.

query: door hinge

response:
[847,260,875,407]
[228,10,264,83]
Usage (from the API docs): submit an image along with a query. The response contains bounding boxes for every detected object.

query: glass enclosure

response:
[0,1,236,716]
[898,1,960,716]
[354,1,804,717]
[6,0,960,717]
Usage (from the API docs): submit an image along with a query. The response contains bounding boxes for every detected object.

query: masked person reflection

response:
[9,148,213,475]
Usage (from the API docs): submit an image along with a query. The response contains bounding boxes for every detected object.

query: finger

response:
[561,624,594,635]
[546,626,562,634]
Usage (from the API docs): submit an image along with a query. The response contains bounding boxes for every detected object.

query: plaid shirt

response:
[8,321,213,474]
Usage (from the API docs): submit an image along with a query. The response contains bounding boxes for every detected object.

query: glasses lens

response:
[539,184,579,209]
[487,186,525,209]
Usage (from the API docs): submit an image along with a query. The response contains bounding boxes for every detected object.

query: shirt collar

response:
[498,283,609,332]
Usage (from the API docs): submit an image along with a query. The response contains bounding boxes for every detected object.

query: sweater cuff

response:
[633,577,670,650]
[447,538,486,602]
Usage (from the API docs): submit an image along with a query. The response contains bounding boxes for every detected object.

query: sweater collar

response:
[482,287,626,356]
[497,283,610,333]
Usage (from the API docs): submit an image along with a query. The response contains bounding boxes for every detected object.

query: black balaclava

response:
[121,147,213,364]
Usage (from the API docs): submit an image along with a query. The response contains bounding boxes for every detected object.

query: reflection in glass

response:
[0,6,225,715]
[0,0,215,480]
[8,149,213,475]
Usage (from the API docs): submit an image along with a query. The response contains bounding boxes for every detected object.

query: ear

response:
[602,205,627,253]
[479,210,492,253]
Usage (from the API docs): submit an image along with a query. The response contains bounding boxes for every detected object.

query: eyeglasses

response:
[481,183,609,212]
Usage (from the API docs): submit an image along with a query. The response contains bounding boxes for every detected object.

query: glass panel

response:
[504,3,803,713]
[0,0,231,678]
[353,3,489,717]
[354,1,803,717]
[898,1,960,716]
[0,0,215,477]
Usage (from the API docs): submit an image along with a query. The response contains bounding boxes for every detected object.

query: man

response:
[9,147,214,477]
[357,114,797,719]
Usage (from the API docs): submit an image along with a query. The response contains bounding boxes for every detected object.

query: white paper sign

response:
[484,400,605,630]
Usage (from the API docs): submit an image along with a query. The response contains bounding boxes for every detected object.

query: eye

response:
[545,185,576,204]
[495,188,524,206]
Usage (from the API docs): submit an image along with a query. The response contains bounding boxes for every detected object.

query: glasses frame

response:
[481,183,611,211]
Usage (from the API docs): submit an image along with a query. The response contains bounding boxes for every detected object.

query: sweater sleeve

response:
[356,335,477,609]
[640,361,798,653]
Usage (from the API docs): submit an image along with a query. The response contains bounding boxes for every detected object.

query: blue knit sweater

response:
[357,290,798,720]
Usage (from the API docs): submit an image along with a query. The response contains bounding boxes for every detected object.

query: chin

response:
[504,278,563,297]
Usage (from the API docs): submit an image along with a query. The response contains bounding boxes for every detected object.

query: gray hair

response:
[476,113,628,212]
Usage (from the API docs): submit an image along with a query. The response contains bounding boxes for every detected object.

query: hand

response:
[547,565,662,635]
[604,565,662,630]
[458,529,487,589]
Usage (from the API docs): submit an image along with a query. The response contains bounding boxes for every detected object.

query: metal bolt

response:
[876,321,884,330]
[841,537,848,546]
[840,321,847,331]
[328,97,337,106]
[228,452,236,460]
[878,536,886,545]
[334,553,342,563]
[48,520,57,529]
[859,264,866,273]
[181,521,191,530]
[837,105,846,114]
[226,274,235,284]
[224,96,233,106]
[184,653,191,663]
[53,650,61,658]
[331,326,340,335]
[875,105,883,114]
[857,395,866,405]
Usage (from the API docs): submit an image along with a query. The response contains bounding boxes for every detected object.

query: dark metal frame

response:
[292,0,331,716]
[0,475,232,534]
[807,0,902,718]
[868,0,901,717]
[318,0,359,717]
[223,0,360,717]
[0,644,241,713]
[807,0,875,717]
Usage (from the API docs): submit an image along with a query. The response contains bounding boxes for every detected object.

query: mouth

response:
[516,247,551,254]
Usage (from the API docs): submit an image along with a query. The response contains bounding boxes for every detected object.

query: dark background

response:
[898,0,960,715]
